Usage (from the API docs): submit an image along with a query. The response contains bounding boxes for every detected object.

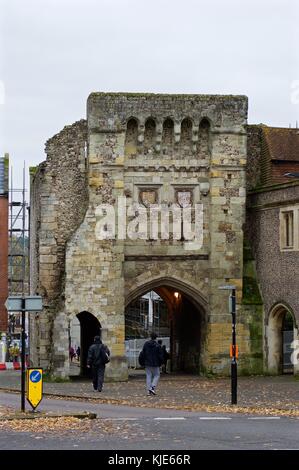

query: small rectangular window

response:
[282,211,294,248]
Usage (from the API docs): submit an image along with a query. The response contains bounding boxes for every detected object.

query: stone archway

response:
[266,303,298,375]
[125,277,207,374]
[126,276,208,312]
[76,311,101,376]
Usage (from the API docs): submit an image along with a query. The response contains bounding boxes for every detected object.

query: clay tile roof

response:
[263,127,299,162]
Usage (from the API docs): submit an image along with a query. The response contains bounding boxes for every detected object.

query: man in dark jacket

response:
[87,336,110,392]
[141,332,163,396]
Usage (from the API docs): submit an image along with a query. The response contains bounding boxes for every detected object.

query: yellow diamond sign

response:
[26,368,43,410]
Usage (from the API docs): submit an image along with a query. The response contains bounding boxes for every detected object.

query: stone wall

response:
[30,93,260,379]
[63,93,249,378]
[246,125,263,190]
[247,183,299,320]
[29,120,88,374]
[247,182,299,374]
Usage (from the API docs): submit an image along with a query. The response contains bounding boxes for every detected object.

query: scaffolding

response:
[7,163,29,343]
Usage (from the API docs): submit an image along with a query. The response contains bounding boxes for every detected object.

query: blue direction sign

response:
[30,370,42,383]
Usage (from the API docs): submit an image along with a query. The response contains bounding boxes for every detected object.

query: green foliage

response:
[29,166,37,176]
[242,276,263,304]
[243,245,254,262]
[242,237,263,305]
[199,366,222,379]
[238,358,264,376]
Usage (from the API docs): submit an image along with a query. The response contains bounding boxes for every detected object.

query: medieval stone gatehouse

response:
[30,92,298,380]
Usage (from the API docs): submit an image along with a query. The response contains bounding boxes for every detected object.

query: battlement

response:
[87,92,248,131]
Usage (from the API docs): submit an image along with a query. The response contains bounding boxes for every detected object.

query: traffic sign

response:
[26,368,43,410]
[5,296,43,312]
[230,344,239,359]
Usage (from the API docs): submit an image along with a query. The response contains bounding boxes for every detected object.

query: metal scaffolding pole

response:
[8,165,28,294]
[7,163,29,355]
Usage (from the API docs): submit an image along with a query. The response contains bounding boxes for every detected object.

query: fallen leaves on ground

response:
[0,405,18,418]
[0,416,143,439]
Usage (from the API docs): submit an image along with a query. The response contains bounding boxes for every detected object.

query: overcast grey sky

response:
[1,0,298,190]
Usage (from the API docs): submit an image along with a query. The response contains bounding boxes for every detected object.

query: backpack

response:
[101,345,110,365]
[138,349,145,367]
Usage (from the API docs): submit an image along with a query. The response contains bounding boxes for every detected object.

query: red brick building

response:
[0,154,9,332]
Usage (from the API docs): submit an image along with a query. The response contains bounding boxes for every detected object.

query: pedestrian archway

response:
[125,279,207,374]
[267,303,297,374]
[76,311,102,376]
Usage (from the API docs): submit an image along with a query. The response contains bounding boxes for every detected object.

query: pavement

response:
[0,391,298,450]
[0,370,298,415]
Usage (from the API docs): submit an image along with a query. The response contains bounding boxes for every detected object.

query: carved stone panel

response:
[139,189,158,207]
[175,189,193,207]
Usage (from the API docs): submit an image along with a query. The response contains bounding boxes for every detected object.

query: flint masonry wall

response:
[247,184,299,322]
[29,120,88,372]
[246,126,299,374]
[247,184,299,374]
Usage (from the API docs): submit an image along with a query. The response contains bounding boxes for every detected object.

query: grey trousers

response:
[145,366,160,391]
[92,365,105,391]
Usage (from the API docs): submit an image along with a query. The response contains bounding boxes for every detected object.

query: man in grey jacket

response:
[140,332,163,396]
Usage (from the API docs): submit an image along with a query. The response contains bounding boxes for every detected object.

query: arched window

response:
[144,118,156,153]
[197,118,210,159]
[180,118,193,151]
[161,118,174,155]
[125,118,138,156]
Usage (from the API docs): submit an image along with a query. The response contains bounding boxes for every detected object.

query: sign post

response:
[219,285,238,405]
[5,296,43,412]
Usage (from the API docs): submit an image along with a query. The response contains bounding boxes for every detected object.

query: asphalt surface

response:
[0,392,298,450]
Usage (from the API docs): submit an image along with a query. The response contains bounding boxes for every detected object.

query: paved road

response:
[0,392,298,450]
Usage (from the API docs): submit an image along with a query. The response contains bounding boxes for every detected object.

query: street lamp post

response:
[219,285,237,405]
[230,288,237,405]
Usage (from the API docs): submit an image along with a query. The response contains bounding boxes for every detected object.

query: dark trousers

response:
[92,365,105,391]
